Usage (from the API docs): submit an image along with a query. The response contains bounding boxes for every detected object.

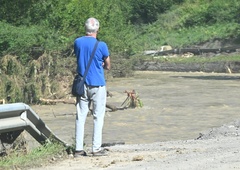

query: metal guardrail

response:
[0,103,68,146]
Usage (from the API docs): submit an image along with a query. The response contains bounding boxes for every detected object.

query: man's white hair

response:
[85,17,100,34]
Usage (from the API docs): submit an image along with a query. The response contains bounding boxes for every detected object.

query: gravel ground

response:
[30,121,240,170]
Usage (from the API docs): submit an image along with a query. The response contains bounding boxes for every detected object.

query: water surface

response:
[33,71,240,146]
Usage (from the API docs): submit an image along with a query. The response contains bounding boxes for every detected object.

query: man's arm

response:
[103,57,111,70]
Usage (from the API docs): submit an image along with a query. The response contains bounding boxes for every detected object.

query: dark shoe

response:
[92,148,108,156]
[74,150,87,157]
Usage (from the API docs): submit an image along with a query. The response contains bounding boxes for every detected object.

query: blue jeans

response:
[75,85,106,152]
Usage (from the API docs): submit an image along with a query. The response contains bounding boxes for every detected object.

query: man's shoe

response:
[74,150,87,157]
[92,148,108,156]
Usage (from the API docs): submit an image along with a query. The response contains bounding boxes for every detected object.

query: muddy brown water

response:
[31,71,240,148]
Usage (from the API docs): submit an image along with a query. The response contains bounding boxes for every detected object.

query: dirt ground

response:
[28,71,240,170]
[30,134,240,170]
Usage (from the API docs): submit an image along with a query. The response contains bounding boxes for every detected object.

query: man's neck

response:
[86,33,97,38]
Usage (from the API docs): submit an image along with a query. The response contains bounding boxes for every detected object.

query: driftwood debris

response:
[39,98,121,112]
[39,98,75,105]
[121,90,143,108]
[144,46,240,56]
[39,90,142,112]
[106,103,118,112]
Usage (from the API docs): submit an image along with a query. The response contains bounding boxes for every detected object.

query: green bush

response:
[0,21,67,64]
[129,0,184,24]
[1,0,240,105]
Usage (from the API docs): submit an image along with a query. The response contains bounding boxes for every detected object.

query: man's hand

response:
[103,57,111,70]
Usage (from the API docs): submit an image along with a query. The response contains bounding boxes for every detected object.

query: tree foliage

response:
[0,0,240,104]
[129,0,184,24]
[183,0,240,27]
[0,0,135,60]
[0,0,239,60]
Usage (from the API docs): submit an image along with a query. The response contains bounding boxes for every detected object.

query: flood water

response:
[32,71,240,146]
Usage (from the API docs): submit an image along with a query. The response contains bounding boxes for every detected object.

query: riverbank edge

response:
[134,61,240,73]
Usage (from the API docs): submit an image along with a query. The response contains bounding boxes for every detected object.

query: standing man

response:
[74,17,111,157]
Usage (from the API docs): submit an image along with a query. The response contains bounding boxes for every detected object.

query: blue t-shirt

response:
[74,36,109,86]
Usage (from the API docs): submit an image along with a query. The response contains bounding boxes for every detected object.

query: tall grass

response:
[0,142,67,170]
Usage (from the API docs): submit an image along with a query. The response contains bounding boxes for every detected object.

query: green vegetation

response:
[0,142,67,170]
[130,0,240,50]
[0,1,239,167]
[0,0,240,103]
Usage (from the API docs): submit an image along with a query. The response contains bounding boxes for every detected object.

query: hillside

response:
[0,0,239,104]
